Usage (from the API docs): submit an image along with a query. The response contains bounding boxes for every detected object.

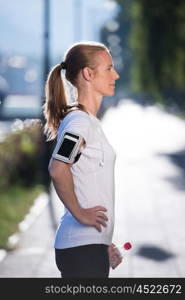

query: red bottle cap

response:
[123,242,132,250]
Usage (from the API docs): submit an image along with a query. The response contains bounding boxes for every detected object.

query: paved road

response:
[0,99,185,277]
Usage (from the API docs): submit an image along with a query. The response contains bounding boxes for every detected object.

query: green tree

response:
[130,0,185,108]
[101,0,185,109]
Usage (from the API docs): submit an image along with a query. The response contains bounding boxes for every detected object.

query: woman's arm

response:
[49,159,108,232]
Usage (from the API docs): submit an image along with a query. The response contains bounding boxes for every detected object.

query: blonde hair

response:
[43,41,109,141]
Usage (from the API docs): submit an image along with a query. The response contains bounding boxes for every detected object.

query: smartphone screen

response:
[57,138,76,159]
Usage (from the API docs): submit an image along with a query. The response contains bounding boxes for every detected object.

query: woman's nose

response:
[114,70,120,80]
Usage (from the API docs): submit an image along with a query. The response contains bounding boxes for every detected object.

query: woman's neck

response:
[77,90,103,116]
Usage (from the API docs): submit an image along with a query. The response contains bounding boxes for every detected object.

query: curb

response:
[0,192,49,263]
[0,250,6,262]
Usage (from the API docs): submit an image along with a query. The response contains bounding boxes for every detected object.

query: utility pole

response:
[42,0,51,191]
[43,0,50,83]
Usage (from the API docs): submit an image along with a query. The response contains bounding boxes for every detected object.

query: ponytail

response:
[43,64,86,141]
[43,64,65,141]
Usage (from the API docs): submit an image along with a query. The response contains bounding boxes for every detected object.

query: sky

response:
[0,0,118,62]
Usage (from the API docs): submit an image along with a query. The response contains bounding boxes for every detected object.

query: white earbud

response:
[97,128,105,167]
[99,161,104,167]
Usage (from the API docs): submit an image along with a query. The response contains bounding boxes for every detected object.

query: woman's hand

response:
[108,243,123,269]
[76,206,108,232]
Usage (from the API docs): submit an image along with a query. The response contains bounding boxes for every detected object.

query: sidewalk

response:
[0,99,185,277]
[104,100,185,277]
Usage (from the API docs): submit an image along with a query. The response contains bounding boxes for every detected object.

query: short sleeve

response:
[57,111,91,145]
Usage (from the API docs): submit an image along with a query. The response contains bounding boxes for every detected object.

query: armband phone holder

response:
[52,130,83,163]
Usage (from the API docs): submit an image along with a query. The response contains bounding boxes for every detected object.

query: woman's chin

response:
[104,90,115,97]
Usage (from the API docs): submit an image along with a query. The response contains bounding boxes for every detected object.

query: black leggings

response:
[55,244,110,278]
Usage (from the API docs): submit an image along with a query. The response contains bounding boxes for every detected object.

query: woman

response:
[43,41,122,278]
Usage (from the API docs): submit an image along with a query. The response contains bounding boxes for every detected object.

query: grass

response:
[0,184,45,249]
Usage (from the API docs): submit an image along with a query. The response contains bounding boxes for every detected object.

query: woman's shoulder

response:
[59,109,91,130]
[62,109,90,123]
[57,109,92,140]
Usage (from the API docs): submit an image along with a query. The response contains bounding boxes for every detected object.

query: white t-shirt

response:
[53,109,116,249]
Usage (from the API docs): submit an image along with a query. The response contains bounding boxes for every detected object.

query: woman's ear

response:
[82,67,95,81]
